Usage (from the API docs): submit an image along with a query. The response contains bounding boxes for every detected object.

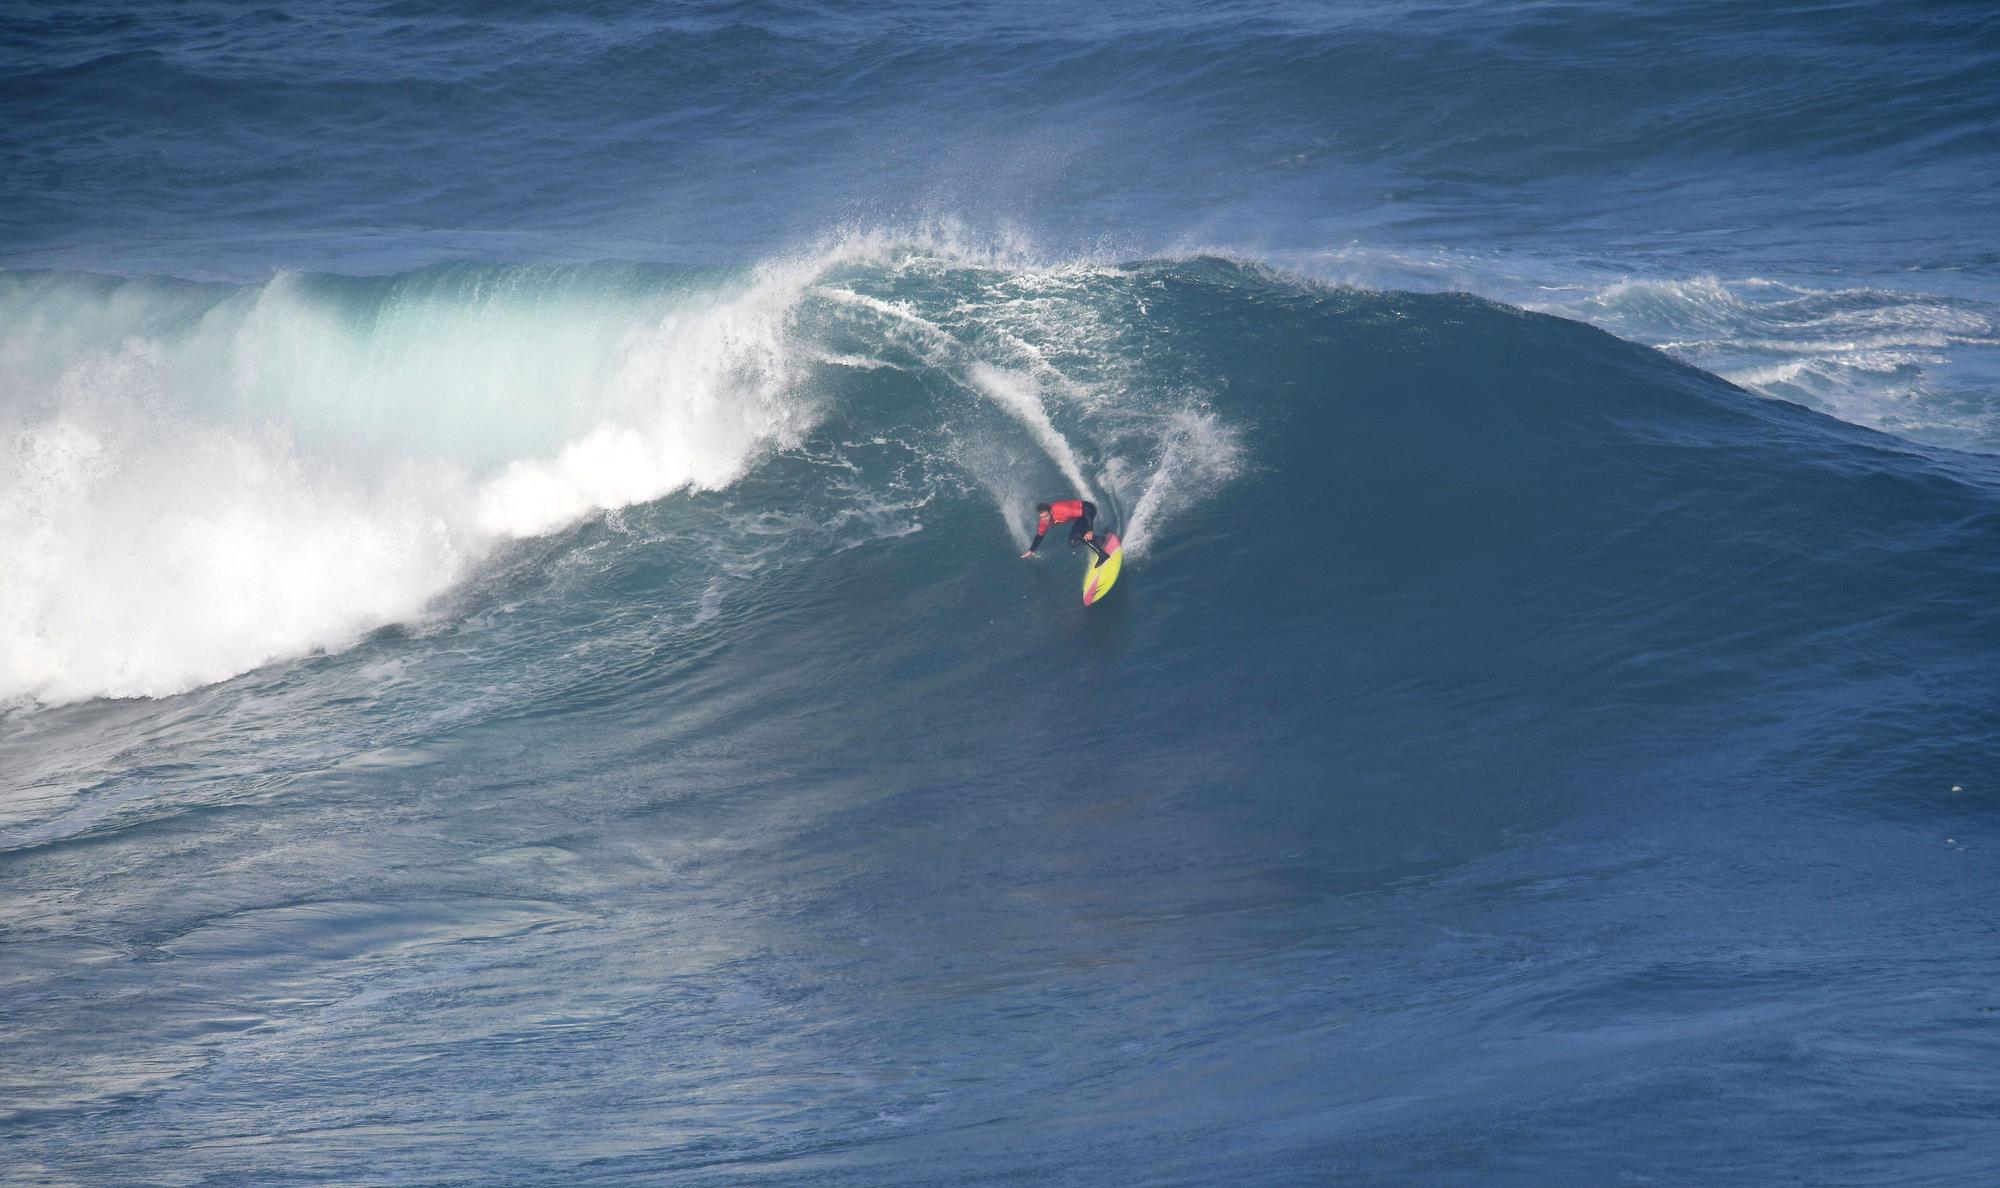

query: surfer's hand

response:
[1021,550,1035,559]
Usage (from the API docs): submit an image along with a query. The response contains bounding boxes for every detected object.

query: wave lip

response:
[0,258,832,706]
[470,262,826,539]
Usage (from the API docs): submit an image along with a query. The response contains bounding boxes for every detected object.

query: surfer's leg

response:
[1070,505,1109,563]
[1074,523,1108,564]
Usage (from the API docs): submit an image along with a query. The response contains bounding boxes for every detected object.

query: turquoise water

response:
[4,4,1999,1184]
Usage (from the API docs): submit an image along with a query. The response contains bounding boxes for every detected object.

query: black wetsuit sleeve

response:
[1026,532,1045,553]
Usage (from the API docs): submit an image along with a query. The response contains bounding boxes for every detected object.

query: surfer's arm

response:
[1022,532,1044,558]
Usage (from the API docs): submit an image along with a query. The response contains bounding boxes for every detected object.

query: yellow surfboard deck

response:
[1083,533,1124,606]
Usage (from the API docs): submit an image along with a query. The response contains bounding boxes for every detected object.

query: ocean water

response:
[4,2,1999,1184]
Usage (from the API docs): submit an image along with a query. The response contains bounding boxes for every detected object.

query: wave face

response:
[0,245,1248,703]
[5,247,1999,1183]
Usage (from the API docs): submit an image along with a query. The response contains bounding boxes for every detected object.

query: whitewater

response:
[5,2,1999,1185]
[1,237,1244,704]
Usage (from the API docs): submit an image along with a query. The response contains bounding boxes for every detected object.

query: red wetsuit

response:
[1025,499,1105,560]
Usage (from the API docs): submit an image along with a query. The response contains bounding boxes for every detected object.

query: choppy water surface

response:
[4,3,1998,1184]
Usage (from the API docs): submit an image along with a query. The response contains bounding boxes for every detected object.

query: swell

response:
[7,1,1996,283]
[1270,246,2000,452]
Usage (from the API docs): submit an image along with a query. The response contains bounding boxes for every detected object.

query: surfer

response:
[1022,499,1110,566]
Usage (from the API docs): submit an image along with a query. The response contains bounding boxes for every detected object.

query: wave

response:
[0,258,820,703]
[0,237,1246,705]
[7,236,1999,717]
[1533,275,2000,449]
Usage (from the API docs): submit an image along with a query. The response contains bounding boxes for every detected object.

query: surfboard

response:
[1083,533,1123,606]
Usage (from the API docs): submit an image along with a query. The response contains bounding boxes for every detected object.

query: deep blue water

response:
[4,3,1999,1184]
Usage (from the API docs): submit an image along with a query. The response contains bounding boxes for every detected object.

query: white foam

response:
[0,261,828,705]
[474,266,820,537]
[0,356,472,703]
